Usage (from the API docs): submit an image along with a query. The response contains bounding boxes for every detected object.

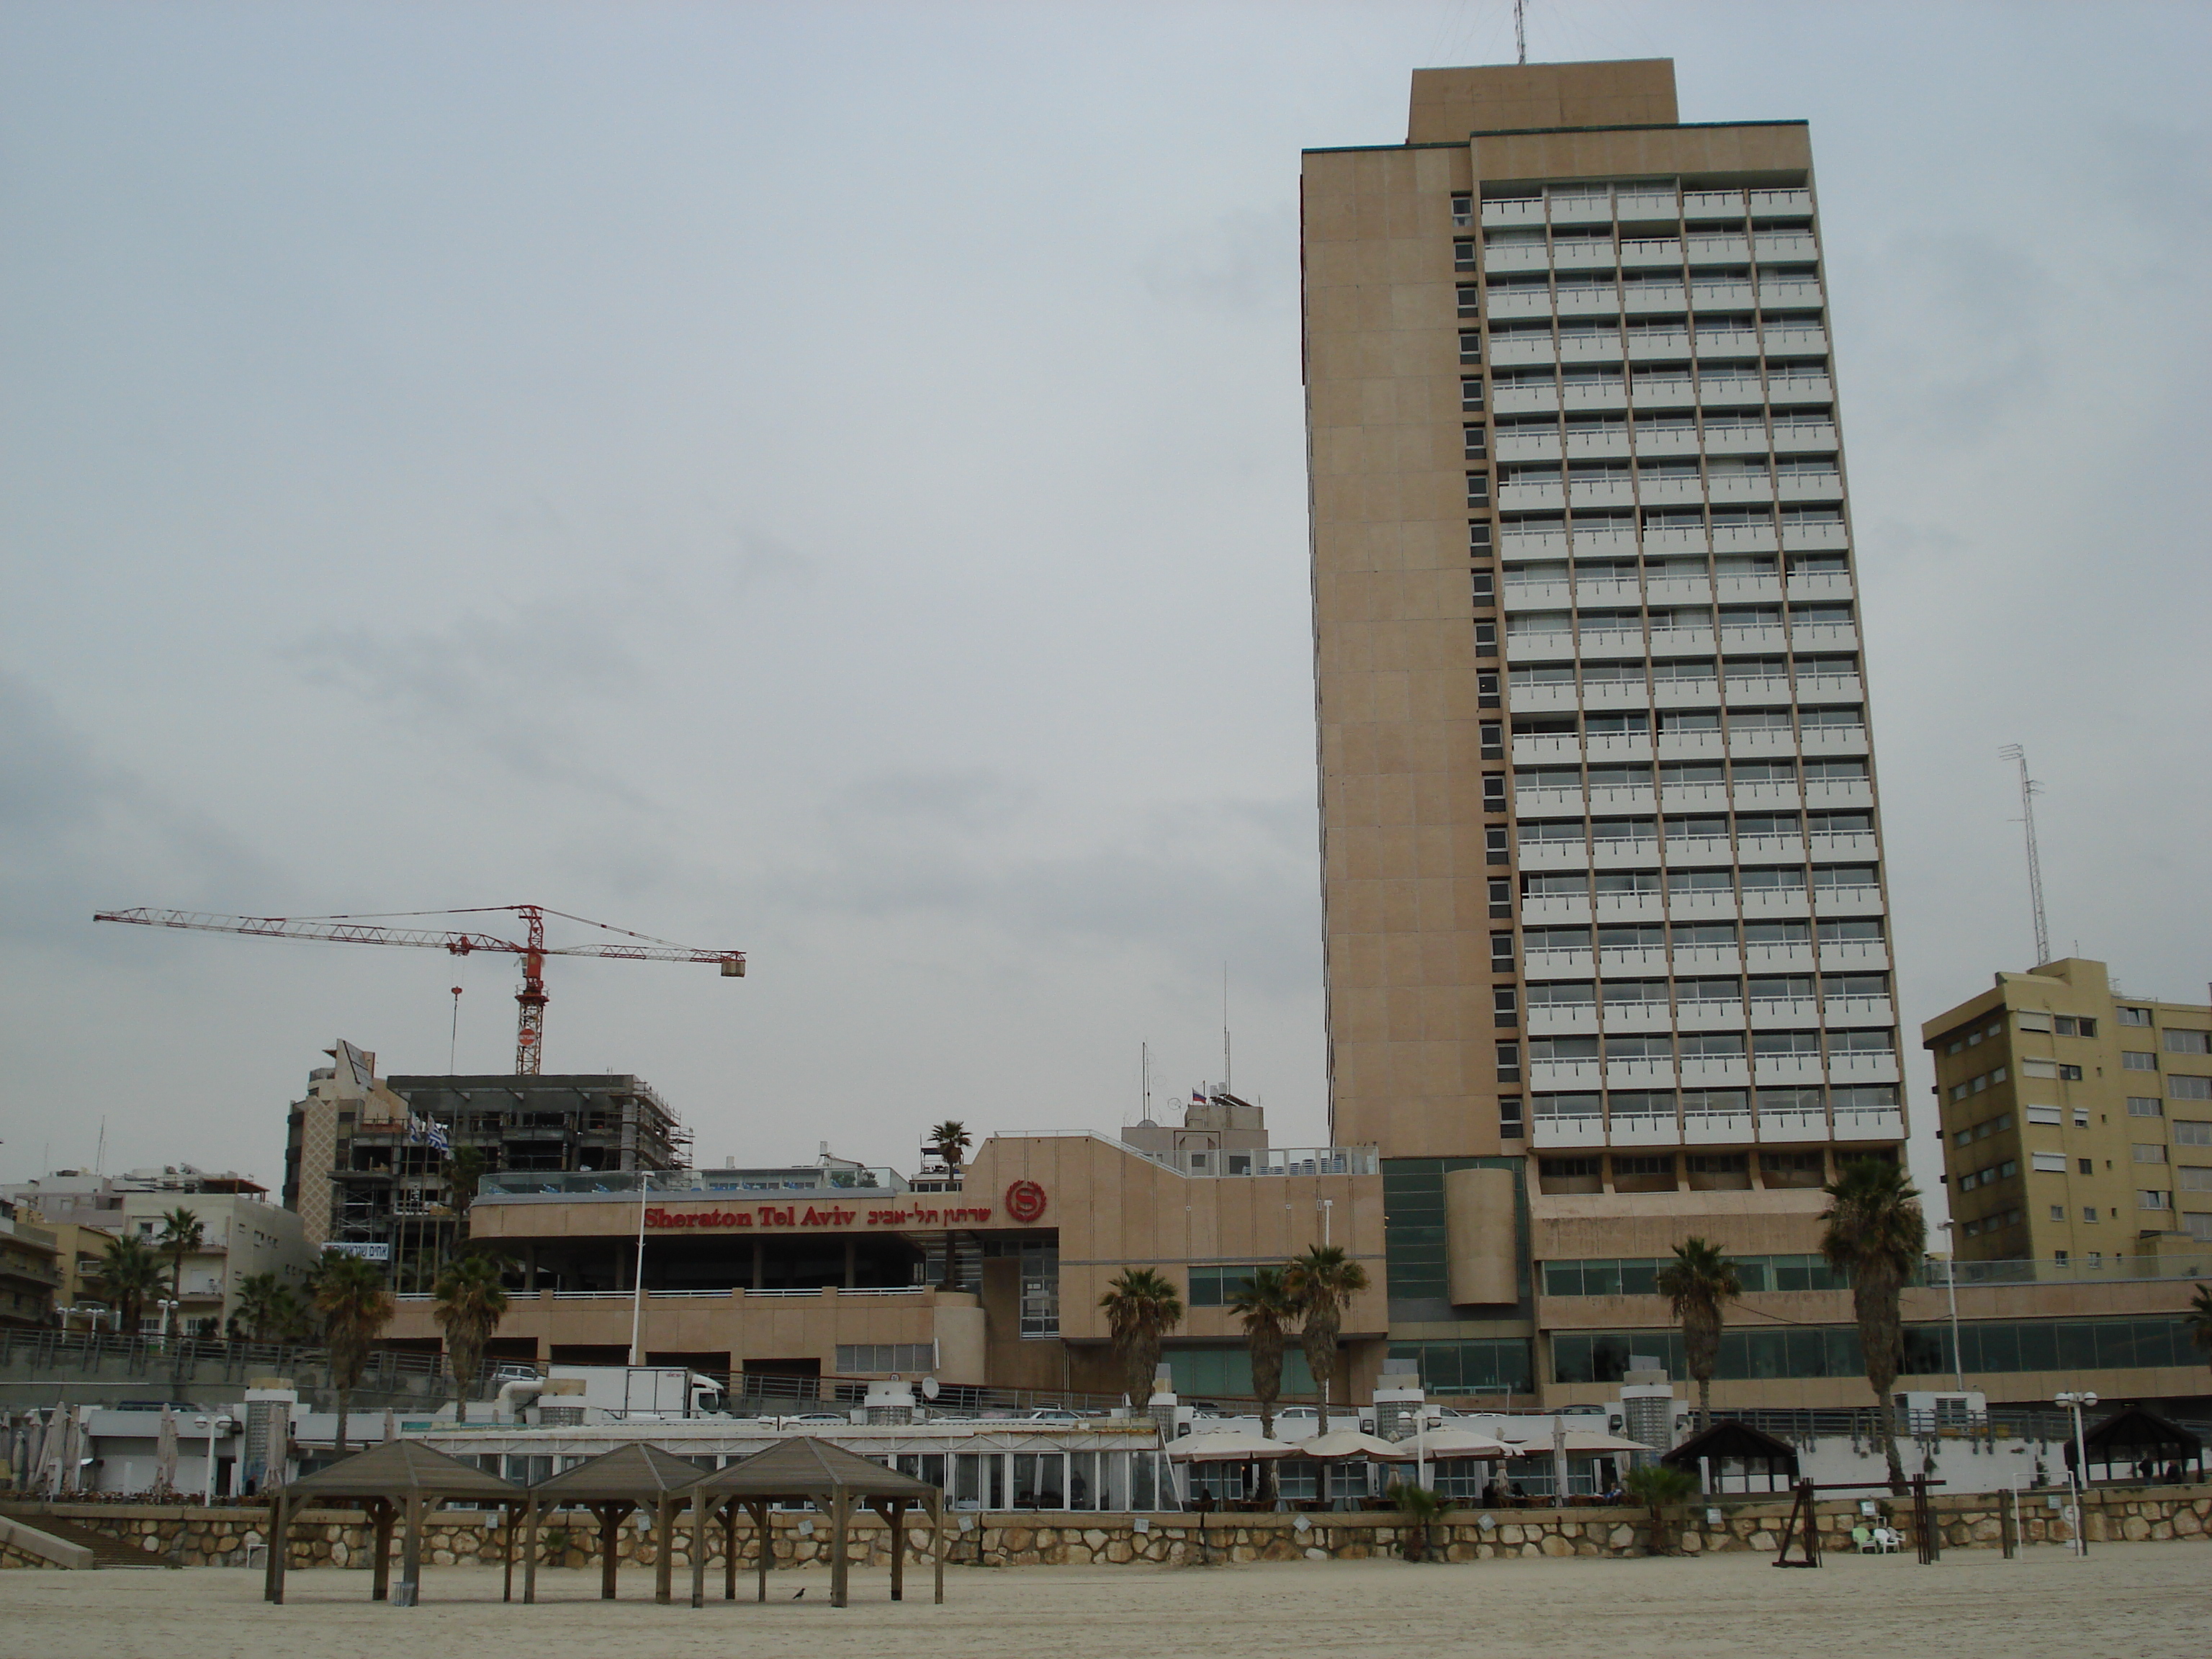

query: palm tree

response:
[1285,1244,1369,1435]
[92,1234,166,1336]
[229,1272,290,1344]
[1624,1463,1696,1555]
[1654,1236,1743,1436]
[1229,1266,1300,1498]
[927,1122,972,1171]
[1820,1156,1926,1494]
[154,1208,205,1337]
[1387,1480,1447,1561]
[313,1251,395,1453]
[1100,1267,1183,1408]
[431,1251,512,1424]
[443,1146,489,1241]
[2186,1284,2212,1377]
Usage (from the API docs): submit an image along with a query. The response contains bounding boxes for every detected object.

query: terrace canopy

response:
[1662,1420,1801,1492]
[1294,1429,1416,1462]
[683,1437,945,1609]
[2067,1403,2206,1484]
[521,1442,710,1604]
[263,1439,524,1606]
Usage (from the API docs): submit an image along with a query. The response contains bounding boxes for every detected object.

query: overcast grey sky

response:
[3,1,2207,1212]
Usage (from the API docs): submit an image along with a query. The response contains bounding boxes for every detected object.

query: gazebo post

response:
[264,1492,287,1605]
[723,1498,737,1601]
[404,1493,429,1606]
[595,1502,624,1601]
[752,1500,769,1602]
[523,1498,540,1604]
[887,1498,906,1601]
[829,1487,850,1609]
[502,1499,518,1602]
[688,1491,707,1609]
[931,1491,944,1606]
[370,1497,395,1601]
[654,1496,675,1604]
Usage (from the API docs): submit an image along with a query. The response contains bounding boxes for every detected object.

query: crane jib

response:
[92,904,745,1074]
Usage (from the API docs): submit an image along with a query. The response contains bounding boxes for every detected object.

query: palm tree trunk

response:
[1697,1376,1711,1437]
[336,1387,351,1455]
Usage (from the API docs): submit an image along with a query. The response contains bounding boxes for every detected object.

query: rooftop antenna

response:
[449,984,463,1074]
[1999,745,2050,968]
[1515,0,1527,66]
[1222,963,1233,1097]
[1140,1040,1152,1125]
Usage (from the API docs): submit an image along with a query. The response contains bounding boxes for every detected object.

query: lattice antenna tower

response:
[1515,0,1528,66]
[1999,745,2050,967]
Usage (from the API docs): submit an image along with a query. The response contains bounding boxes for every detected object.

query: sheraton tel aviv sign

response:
[643,1180,1048,1234]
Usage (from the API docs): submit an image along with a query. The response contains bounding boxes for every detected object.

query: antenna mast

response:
[1999,745,2050,966]
[1222,963,1232,1096]
[1515,0,1527,66]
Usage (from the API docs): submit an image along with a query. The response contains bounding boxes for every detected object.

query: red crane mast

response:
[93,904,746,1074]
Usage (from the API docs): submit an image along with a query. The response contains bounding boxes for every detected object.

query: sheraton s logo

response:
[1003,1179,1048,1223]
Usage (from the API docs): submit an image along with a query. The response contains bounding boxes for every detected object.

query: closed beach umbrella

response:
[156,1408,179,1496]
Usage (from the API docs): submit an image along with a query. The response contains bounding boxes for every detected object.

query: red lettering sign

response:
[1004,1179,1047,1223]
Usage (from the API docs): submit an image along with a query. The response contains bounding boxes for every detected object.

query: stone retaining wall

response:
[27,1485,2211,1570]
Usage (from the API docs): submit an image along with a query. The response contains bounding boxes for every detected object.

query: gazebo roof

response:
[285,1438,523,1501]
[689,1437,940,1501]
[529,1442,709,1500]
[2081,1403,2203,1455]
[1661,1419,1802,1473]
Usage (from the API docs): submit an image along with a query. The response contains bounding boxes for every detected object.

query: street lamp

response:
[2055,1390,2098,1557]
[155,1298,179,1344]
[192,1414,233,1503]
[1933,1224,1965,1393]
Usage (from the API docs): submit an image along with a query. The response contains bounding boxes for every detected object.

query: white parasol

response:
[1295,1429,1418,1462]
[1165,1429,1299,1462]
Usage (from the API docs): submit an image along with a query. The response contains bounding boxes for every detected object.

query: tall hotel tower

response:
[1303,61,1905,1324]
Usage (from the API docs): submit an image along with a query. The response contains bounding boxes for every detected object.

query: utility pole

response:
[1998,745,2049,966]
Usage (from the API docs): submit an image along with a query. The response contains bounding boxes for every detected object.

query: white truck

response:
[545,1364,727,1419]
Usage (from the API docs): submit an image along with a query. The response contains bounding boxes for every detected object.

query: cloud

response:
[0,668,274,949]
[1141,204,1300,313]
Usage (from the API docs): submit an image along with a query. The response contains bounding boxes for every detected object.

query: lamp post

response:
[1933,1225,1965,1393]
[2055,1390,2098,1557]
[155,1298,179,1348]
[192,1414,233,1503]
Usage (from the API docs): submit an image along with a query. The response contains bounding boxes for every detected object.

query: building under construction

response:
[283,1041,686,1289]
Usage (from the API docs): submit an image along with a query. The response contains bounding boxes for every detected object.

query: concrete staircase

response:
[0,1505,171,1569]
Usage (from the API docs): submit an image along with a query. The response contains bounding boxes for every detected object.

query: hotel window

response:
[1185,1264,1269,1308]
[2127,1097,2162,1118]
[2117,1006,2152,1027]
[2139,1191,2170,1210]
[1457,284,1480,318]
[2054,1016,2097,1038]
[2164,1030,2211,1054]
[2031,1152,2067,1173]
[1460,331,1483,365]
[2078,1158,2095,1174]
[1493,986,1519,1025]
[1467,470,1491,506]
[2170,1076,2212,1100]
[1496,1041,1522,1083]
[1454,240,1475,271]
[1465,423,1488,458]
[1462,377,1485,410]
[2015,1010,2053,1032]
[1491,930,1517,968]
[1479,670,1501,709]
[2048,1205,2065,1222]
[1499,1096,1524,1138]
[1450,194,1473,227]
[1488,878,1513,918]
[2175,1121,2212,1146]
[2134,1144,2167,1164]
[2122,1051,2158,1071]
[1017,1242,1059,1337]
[2026,1104,2062,1125]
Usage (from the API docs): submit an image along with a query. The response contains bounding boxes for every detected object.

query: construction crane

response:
[93,904,745,1074]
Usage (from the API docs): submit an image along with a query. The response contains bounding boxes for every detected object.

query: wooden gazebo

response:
[683,1437,944,1609]
[2067,1403,2206,1485]
[521,1442,710,1605]
[1662,1420,1801,1493]
[262,1439,525,1606]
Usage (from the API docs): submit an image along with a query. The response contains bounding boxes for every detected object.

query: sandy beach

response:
[7,1542,2208,1659]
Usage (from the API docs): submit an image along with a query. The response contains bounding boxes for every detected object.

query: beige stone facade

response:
[1921,958,2212,1262]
